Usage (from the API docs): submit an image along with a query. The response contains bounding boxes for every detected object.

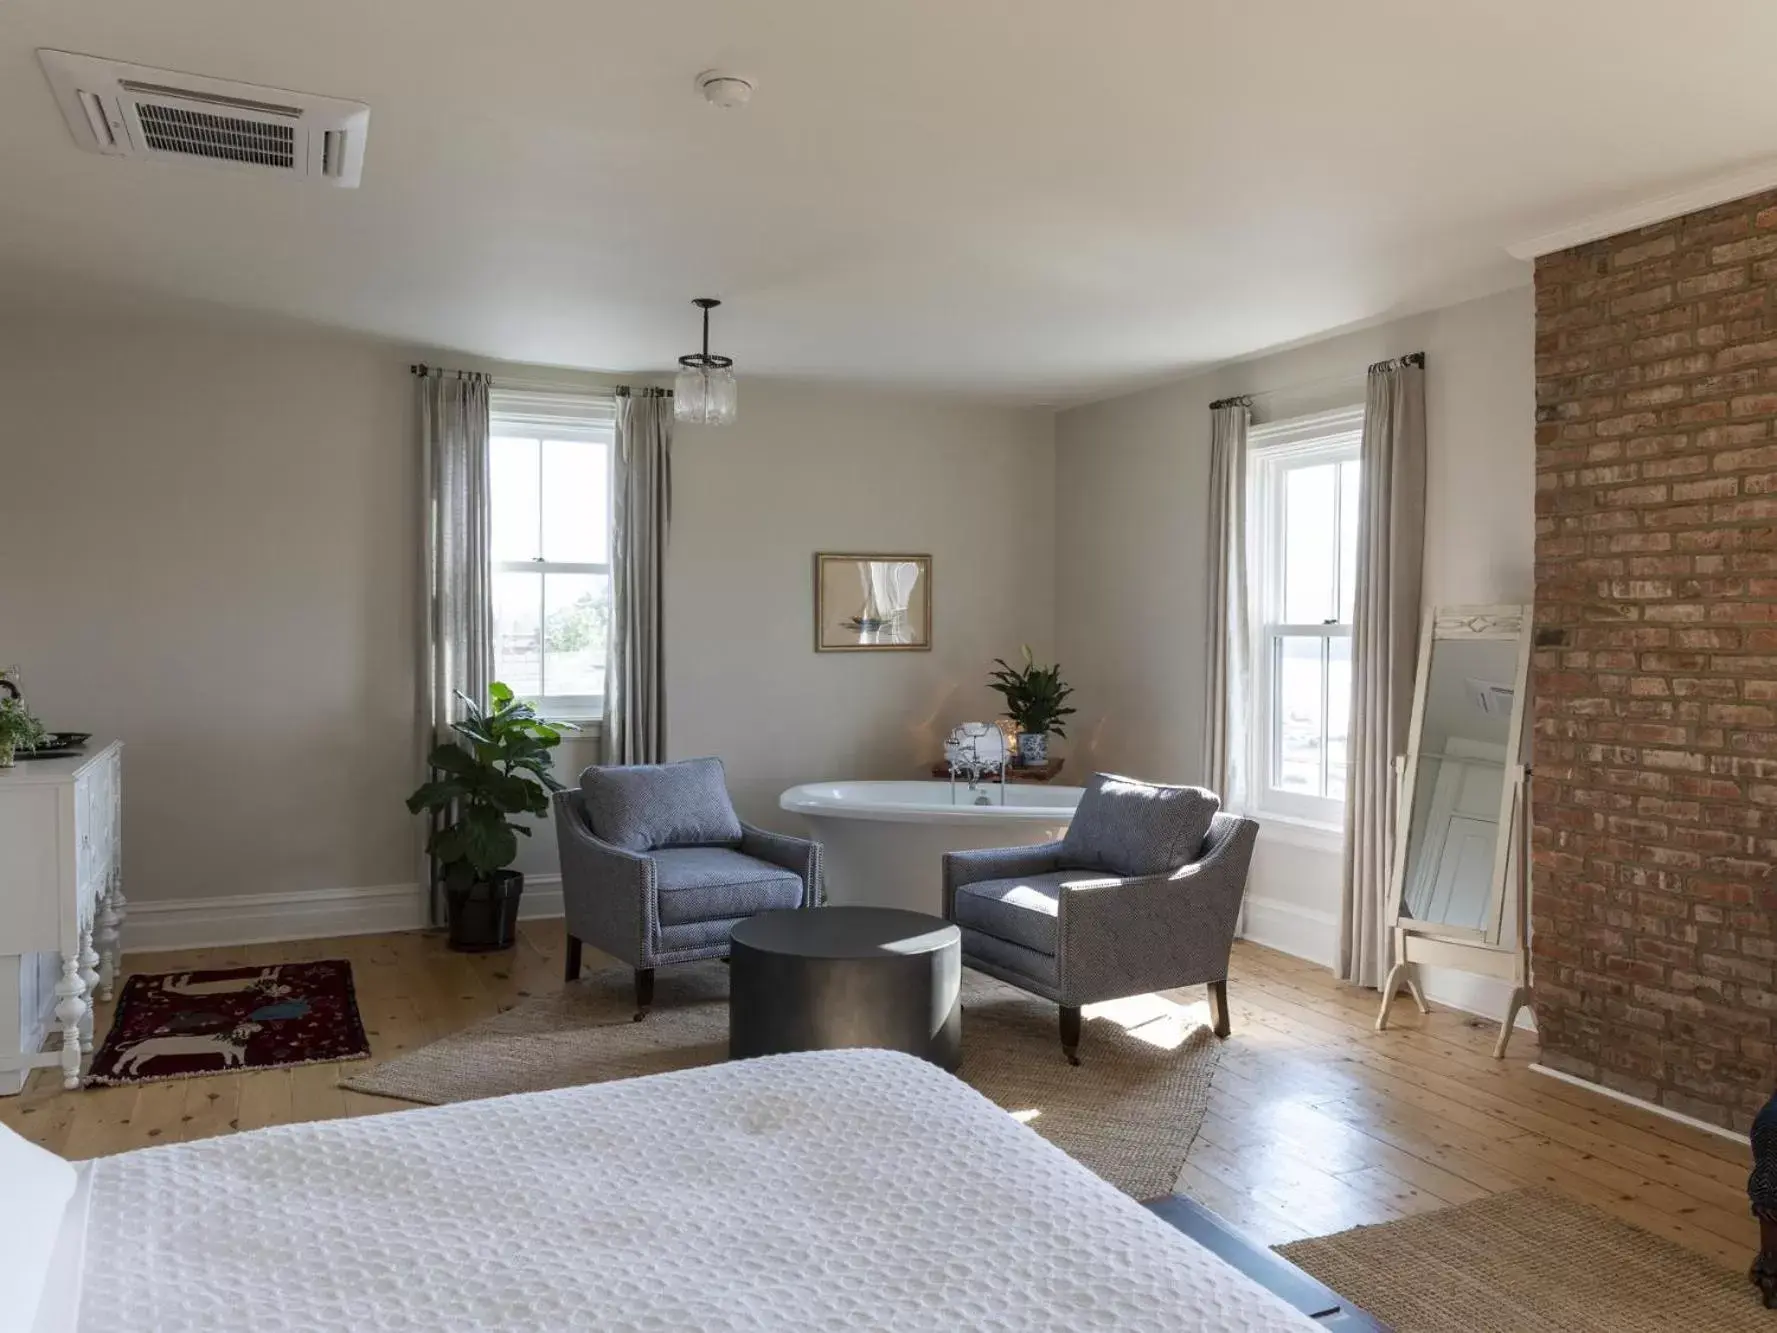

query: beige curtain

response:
[416,365,492,921]
[1339,355,1427,988]
[1203,398,1252,805]
[605,388,672,765]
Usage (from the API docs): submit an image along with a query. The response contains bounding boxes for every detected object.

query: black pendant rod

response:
[680,297,734,371]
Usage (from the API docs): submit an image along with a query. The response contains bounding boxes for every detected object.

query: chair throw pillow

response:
[579,757,744,853]
[1060,772,1221,878]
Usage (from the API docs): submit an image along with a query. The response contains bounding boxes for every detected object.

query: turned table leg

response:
[54,952,88,1090]
[78,920,100,1052]
[97,875,125,1002]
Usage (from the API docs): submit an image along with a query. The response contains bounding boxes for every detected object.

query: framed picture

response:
[814,553,932,652]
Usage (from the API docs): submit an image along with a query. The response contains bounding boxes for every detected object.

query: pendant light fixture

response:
[673,297,737,426]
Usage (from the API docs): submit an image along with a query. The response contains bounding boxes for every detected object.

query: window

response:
[488,389,615,721]
[1247,407,1364,826]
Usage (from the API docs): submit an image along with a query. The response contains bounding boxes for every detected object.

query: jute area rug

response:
[1277,1187,1767,1332]
[343,961,1219,1200]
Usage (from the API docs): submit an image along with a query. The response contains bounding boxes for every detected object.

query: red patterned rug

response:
[87,960,370,1086]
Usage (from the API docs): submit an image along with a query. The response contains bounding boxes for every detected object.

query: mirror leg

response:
[1493,985,1530,1059]
[1375,962,1410,1031]
[1404,973,1430,1015]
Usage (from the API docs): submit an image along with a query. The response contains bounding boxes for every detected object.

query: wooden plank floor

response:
[0,931,1756,1266]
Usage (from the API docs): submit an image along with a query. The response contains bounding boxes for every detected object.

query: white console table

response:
[0,741,124,1092]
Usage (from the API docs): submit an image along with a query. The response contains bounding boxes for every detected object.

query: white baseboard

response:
[125,876,569,954]
[1239,895,1337,969]
[1418,967,1537,1032]
[1239,900,1536,1033]
[1530,1062,1749,1146]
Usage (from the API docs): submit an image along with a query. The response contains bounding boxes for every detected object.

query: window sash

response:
[1245,412,1362,825]
[1260,624,1351,821]
[488,400,615,722]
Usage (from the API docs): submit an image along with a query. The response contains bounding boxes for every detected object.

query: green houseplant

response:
[0,696,46,768]
[987,646,1075,768]
[406,682,574,952]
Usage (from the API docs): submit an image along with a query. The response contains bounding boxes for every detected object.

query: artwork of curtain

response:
[1338,355,1427,989]
[1203,399,1252,807]
[605,388,672,765]
[416,366,492,922]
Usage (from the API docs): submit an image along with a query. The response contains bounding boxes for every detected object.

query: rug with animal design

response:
[86,960,370,1086]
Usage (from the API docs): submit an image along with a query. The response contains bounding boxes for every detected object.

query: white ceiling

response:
[6,1,1777,404]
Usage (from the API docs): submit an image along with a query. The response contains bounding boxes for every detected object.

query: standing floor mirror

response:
[1375,604,1534,1057]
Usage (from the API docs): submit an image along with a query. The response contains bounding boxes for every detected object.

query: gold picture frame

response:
[814,553,932,652]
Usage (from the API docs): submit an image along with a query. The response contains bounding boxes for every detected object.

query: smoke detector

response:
[37,50,370,186]
[696,70,754,110]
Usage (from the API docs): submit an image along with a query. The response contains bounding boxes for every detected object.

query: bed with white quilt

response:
[9,1049,1319,1332]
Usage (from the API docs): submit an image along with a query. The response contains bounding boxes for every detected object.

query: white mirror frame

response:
[1386,604,1533,949]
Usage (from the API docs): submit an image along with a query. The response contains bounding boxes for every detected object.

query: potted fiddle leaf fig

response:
[406,682,575,952]
[0,695,46,768]
[987,646,1076,768]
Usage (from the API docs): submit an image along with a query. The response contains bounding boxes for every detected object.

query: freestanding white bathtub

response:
[779,780,1085,917]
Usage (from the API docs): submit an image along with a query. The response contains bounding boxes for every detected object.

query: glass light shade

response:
[674,365,738,425]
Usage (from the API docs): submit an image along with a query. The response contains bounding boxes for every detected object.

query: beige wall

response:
[0,313,1054,903]
[1053,285,1536,957]
[667,383,1056,827]
[0,314,420,905]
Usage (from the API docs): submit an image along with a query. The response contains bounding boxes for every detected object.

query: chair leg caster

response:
[633,967,654,1022]
[1059,1005,1082,1066]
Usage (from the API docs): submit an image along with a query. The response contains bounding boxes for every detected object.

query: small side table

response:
[728,907,962,1071]
[931,758,1066,784]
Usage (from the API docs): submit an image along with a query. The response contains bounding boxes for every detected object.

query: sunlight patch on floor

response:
[1081,992,1212,1050]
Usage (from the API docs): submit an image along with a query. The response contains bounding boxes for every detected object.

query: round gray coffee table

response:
[728,907,962,1071]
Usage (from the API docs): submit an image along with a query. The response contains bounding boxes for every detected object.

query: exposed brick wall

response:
[1533,191,1777,1131]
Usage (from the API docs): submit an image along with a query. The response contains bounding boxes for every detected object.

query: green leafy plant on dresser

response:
[0,696,46,768]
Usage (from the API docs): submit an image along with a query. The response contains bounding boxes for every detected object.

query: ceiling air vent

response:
[37,50,369,187]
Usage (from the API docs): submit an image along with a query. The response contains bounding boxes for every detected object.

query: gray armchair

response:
[942,773,1257,1064]
[553,758,821,1018]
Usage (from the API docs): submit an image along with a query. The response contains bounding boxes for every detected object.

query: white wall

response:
[0,310,1054,917]
[1054,286,1535,988]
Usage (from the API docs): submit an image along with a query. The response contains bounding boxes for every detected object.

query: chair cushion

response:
[579,757,744,853]
[1059,773,1220,878]
[652,847,803,927]
[952,871,1121,957]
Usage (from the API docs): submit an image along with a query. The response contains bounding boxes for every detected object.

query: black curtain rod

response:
[1369,350,1426,373]
[1209,350,1427,412]
[410,363,490,382]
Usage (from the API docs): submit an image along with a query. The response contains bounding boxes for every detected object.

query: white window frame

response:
[1245,405,1365,829]
[488,388,616,725]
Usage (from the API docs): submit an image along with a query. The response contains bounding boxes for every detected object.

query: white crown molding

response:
[124,877,567,953]
[1507,159,1777,260]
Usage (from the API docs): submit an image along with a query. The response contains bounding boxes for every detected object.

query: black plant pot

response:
[445,870,523,953]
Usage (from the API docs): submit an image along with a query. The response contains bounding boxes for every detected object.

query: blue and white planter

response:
[1016,732,1048,767]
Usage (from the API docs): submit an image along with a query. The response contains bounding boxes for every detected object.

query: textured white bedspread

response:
[78,1049,1315,1331]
